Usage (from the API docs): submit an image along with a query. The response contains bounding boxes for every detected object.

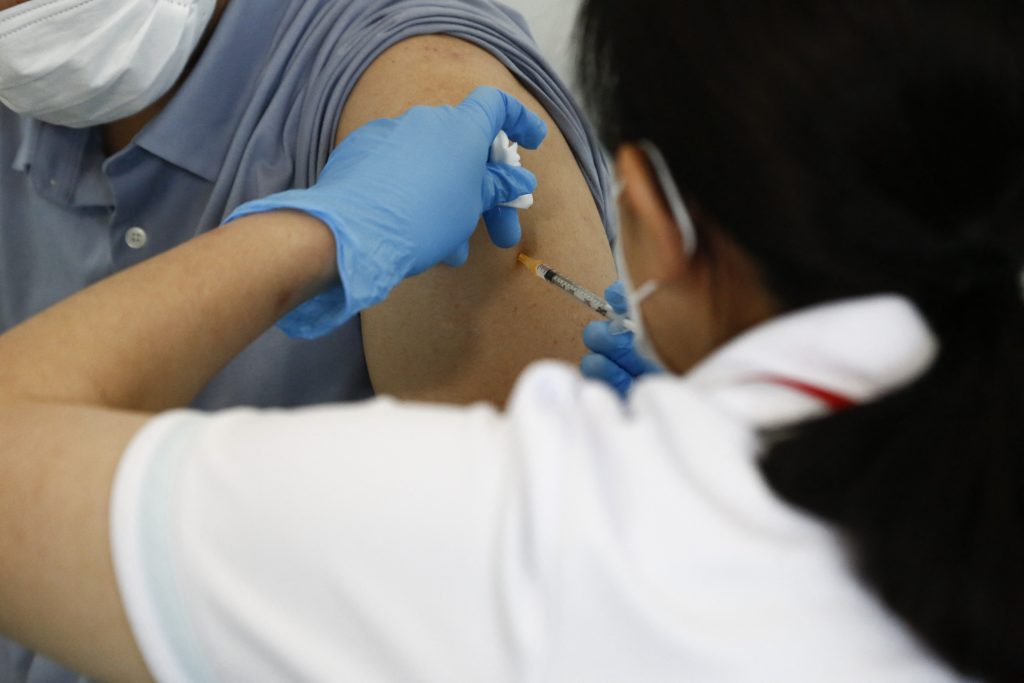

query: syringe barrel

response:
[544,269,614,317]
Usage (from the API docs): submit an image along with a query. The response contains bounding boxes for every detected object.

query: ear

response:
[616,145,690,282]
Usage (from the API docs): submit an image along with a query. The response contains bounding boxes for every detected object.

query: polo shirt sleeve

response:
[109,362,598,683]
[283,0,613,237]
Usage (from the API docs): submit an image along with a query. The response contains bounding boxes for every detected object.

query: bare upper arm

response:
[336,35,616,405]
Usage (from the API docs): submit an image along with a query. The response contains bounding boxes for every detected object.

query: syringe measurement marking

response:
[542,268,614,317]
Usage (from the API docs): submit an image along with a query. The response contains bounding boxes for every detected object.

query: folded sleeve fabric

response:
[208,0,612,237]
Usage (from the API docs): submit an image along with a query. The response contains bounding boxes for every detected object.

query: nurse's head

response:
[579,0,1023,679]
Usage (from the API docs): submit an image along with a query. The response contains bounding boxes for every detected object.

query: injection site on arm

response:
[339,35,616,406]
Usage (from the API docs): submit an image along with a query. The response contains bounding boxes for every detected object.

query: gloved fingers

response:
[581,354,633,398]
[604,281,629,314]
[483,206,522,249]
[482,163,537,208]
[582,320,653,377]
[481,164,535,249]
[459,86,548,149]
[442,241,471,268]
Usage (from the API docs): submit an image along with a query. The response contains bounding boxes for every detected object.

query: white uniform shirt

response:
[110,296,965,682]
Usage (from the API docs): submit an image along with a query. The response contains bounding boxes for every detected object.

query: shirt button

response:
[125,226,148,250]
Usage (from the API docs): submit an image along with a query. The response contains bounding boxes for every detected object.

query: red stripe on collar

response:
[757,376,858,412]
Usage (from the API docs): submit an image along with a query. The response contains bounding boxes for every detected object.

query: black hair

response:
[578,1,1024,679]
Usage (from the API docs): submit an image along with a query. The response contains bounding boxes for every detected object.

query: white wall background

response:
[498,0,584,90]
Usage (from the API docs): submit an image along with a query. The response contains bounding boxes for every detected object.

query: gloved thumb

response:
[483,206,521,249]
[458,86,548,149]
[583,320,654,377]
[481,164,537,247]
[581,353,635,398]
[605,281,629,315]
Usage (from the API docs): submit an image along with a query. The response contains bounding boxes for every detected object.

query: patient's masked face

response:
[0,0,217,128]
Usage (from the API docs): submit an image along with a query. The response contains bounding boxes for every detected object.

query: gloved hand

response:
[226,86,547,339]
[580,281,662,397]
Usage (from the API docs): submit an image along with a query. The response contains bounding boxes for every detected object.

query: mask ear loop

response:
[637,140,698,257]
[631,280,660,306]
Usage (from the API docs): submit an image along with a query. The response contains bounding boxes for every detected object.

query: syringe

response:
[517,253,636,331]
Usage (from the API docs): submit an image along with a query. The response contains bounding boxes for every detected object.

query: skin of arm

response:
[338,35,616,405]
[0,211,338,683]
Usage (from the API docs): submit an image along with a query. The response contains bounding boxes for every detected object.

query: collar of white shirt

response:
[675,294,939,429]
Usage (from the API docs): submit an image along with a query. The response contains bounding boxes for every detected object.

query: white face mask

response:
[0,0,217,128]
[613,237,668,371]
[613,140,699,372]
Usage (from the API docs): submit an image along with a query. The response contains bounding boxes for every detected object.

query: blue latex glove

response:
[580,281,662,397]
[226,86,548,339]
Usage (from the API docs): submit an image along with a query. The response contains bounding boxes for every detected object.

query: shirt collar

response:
[133,0,288,182]
[677,295,939,429]
[11,114,114,209]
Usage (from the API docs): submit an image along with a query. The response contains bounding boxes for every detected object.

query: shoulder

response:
[510,374,963,682]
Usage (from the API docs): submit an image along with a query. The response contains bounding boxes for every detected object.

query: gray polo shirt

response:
[0,0,610,680]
